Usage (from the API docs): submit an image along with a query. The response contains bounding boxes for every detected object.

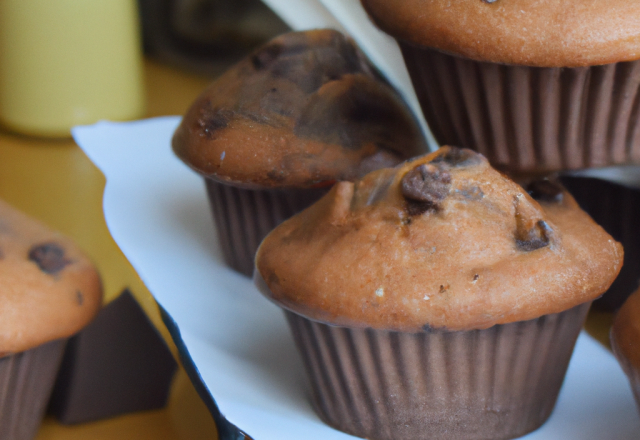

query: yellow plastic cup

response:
[0,0,145,137]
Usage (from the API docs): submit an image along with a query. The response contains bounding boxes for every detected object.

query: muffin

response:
[255,147,623,440]
[360,0,640,173]
[172,29,427,276]
[0,199,102,439]
[611,287,640,416]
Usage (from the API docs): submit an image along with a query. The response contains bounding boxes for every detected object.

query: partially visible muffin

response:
[256,147,622,440]
[173,29,427,275]
[0,199,102,439]
[560,175,640,312]
[361,0,640,173]
[611,287,640,415]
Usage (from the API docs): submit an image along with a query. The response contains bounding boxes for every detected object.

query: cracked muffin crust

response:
[172,29,426,189]
[256,147,623,331]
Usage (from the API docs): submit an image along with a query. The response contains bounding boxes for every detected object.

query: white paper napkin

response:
[73,118,640,440]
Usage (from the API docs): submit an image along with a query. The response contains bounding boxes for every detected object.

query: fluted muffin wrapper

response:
[0,339,66,440]
[399,43,640,173]
[285,302,590,440]
[611,332,640,418]
[205,178,327,276]
[560,176,640,312]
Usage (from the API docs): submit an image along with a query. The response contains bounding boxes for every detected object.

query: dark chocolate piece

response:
[28,243,70,274]
[402,164,451,214]
[516,220,551,252]
[48,290,178,424]
[526,179,564,204]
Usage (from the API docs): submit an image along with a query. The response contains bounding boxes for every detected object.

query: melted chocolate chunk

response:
[431,147,481,168]
[526,179,564,204]
[295,78,411,150]
[261,32,364,95]
[29,243,70,274]
[402,164,451,215]
[516,220,551,252]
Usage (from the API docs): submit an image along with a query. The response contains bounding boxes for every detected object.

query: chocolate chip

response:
[76,290,84,306]
[29,243,70,274]
[401,164,451,215]
[526,179,564,204]
[516,220,551,252]
[267,169,287,183]
[431,147,481,168]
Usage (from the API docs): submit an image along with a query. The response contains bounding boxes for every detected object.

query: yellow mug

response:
[0,0,145,137]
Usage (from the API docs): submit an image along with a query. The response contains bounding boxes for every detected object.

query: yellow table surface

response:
[0,59,220,439]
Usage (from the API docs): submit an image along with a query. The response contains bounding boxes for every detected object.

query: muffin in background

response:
[172,29,427,276]
[560,175,640,312]
[611,287,640,415]
[361,0,640,174]
[255,147,623,440]
[0,199,102,439]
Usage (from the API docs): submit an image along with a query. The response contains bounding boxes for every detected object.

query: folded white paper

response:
[73,118,640,440]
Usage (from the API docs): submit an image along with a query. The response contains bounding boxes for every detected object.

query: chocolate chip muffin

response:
[611,287,640,416]
[0,199,102,439]
[173,29,427,276]
[361,0,640,173]
[255,147,623,440]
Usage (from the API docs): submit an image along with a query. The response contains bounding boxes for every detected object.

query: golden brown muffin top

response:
[361,0,640,67]
[172,29,427,189]
[256,147,623,332]
[611,288,640,374]
[0,200,103,354]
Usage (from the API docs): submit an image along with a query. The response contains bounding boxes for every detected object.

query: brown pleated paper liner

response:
[0,339,66,440]
[205,178,327,276]
[286,303,590,440]
[400,43,640,173]
[611,332,640,417]
[560,176,640,312]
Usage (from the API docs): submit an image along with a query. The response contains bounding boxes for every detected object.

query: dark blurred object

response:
[561,175,640,313]
[48,290,178,424]
[138,0,290,75]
